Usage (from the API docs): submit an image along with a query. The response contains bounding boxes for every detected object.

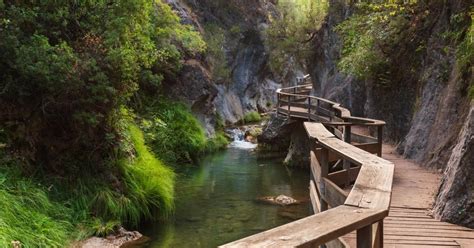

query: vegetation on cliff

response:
[0,0,224,246]
[266,0,328,72]
[336,1,472,93]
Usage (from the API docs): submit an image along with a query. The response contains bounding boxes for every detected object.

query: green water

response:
[141,147,310,248]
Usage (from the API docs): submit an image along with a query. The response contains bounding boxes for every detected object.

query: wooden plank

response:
[355,142,380,154]
[385,245,459,248]
[384,223,471,231]
[383,230,474,239]
[351,133,378,144]
[384,227,474,237]
[327,166,361,187]
[219,205,387,248]
[384,235,473,243]
[385,240,459,246]
[314,147,342,163]
[310,180,321,214]
[310,151,321,185]
[322,178,348,208]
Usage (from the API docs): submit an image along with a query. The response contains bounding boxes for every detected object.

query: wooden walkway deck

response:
[279,105,474,247]
[343,145,474,248]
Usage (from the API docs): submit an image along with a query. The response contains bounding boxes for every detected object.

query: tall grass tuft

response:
[122,123,175,220]
[0,168,72,247]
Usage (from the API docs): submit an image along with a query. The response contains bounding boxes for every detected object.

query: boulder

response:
[256,195,300,206]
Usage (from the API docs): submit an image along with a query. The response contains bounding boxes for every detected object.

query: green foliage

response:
[0,166,72,247]
[204,23,231,82]
[242,111,262,124]
[455,10,473,76]
[122,123,175,220]
[89,219,121,237]
[0,0,204,170]
[336,2,418,81]
[266,0,328,72]
[138,101,207,164]
[205,132,230,152]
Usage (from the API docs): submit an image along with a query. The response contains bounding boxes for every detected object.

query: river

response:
[140,133,310,248]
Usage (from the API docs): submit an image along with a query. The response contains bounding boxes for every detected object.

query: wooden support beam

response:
[377,126,383,157]
[320,148,329,212]
[357,225,372,248]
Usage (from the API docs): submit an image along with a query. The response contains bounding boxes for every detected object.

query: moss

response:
[241,111,262,124]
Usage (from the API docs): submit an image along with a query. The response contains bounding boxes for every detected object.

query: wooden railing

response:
[220,85,393,248]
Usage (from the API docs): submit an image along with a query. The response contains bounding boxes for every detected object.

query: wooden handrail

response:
[221,85,393,248]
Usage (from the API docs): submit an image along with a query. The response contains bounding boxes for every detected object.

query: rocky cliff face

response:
[307,0,473,227]
[163,0,304,134]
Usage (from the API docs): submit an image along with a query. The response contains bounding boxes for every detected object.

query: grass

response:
[241,111,262,124]
[139,101,207,164]
[121,123,175,221]
[0,166,72,247]
[0,121,177,247]
[205,131,230,152]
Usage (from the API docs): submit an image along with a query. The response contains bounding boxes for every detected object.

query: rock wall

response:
[306,0,473,227]
[163,0,304,133]
[434,105,474,227]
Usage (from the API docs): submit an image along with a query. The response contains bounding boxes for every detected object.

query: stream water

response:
[140,130,310,248]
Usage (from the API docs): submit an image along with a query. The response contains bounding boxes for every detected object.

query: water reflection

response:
[141,148,310,248]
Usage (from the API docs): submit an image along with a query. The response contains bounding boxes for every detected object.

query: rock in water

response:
[74,227,149,248]
[257,195,299,206]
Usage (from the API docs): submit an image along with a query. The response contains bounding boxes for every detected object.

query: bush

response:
[138,101,207,164]
[242,111,262,124]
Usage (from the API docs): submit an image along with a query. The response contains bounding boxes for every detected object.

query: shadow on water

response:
[140,147,310,248]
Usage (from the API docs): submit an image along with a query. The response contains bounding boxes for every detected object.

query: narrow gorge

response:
[0,0,472,247]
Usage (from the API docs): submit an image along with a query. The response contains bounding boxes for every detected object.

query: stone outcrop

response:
[434,105,474,228]
[258,113,293,152]
[74,228,148,248]
[163,0,304,133]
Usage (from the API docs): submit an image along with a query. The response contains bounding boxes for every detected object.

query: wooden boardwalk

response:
[278,105,474,247]
[222,85,473,248]
[343,145,474,248]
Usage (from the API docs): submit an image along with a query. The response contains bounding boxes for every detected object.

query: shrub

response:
[138,101,207,164]
[242,111,262,124]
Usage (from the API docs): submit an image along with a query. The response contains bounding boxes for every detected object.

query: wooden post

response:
[287,95,291,120]
[373,221,384,248]
[343,125,351,187]
[277,93,280,117]
[320,147,328,212]
[357,225,372,248]
[308,97,312,121]
[377,126,383,157]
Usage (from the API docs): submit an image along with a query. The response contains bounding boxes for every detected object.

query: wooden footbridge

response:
[221,85,474,248]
